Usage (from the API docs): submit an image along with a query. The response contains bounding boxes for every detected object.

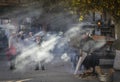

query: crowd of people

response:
[6,30,45,71]
[2,21,100,79]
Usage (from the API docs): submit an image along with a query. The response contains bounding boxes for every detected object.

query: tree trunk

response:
[116,21,120,39]
[114,21,120,50]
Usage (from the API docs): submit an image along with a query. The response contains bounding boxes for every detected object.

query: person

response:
[28,31,33,38]
[17,31,25,41]
[6,32,18,70]
[68,46,79,70]
[24,31,34,46]
[34,35,45,70]
[82,50,100,76]
[74,32,100,77]
[81,33,99,76]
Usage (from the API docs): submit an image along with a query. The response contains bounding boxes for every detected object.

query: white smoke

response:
[0,2,107,72]
[14,33,60,70]
[0,19,106,72]
[13,22,106,71]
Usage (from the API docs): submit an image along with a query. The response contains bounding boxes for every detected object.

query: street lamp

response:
[97,21,102,28]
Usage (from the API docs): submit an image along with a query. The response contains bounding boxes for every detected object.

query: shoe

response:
[35,66,39,70]
[41,66,45,70]
[10,65,15,70]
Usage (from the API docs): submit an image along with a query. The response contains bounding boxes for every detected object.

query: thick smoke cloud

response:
[0,1,106,72]
[0,22,106,72]
[13,23,106,71]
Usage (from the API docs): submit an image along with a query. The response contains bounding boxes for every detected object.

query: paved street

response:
[0,59,95,82]
[0,59,120,82]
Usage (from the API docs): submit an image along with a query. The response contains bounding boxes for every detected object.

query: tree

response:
[64,0,120,49]
[65,0,120,19]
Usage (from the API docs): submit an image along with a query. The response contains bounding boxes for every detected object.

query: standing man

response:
[35,35,45,70]
[7,32,18,70]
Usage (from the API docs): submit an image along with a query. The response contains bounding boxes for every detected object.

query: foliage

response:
[1,0,120,21]
[35,0,120,22]
[65,0,120,21]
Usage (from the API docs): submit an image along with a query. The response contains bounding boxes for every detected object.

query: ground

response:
[0,56,120,82]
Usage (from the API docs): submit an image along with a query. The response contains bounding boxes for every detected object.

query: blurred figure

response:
[75,32,99,77]
[29,32,33,37]
[17,31,25,41]
[24,31,34,46]
[34,35,45,71]
[81,33,99,75]
[82,50,99,75]
[6,32,18,70]
[68,47,79,70]
[17,31,26,53]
